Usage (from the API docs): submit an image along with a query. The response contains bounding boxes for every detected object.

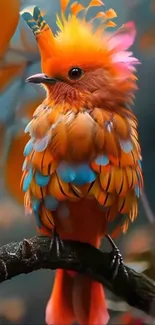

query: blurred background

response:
[0,0,155,324]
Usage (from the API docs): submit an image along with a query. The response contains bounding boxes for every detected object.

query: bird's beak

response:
[26,73,59,85]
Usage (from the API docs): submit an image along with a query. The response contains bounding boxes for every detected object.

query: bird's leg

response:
[50,227,64,259]
[106,234,128,279]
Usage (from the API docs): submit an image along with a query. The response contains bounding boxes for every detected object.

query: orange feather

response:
[31,149,53,175]
[50,122,68,159]
[87,0,104,8]
[40,204,55,230]
[94,12,106,19]
[105,202,118,222]
[120,150,138,167]
[114,168,128,196]
[24,190,32,214]
[90,178,116,206]
[129,197,138,222]
[118,191,135,214]
[67,112,95,161]
[106,21,117,28]
[70,2,84,16]
[60,0,70,13]
[125,166,134,188]
[113,114,129,139]
[104,129,120,157]
[30,178,47,199]
[105,9,117,19]
[48,172,67,201]
[100,165,115,193]
[94,127,105,152]
[48,172,79,201]
[122,218,130,233]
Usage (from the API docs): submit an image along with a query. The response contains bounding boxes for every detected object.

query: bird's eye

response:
[68,67,83,80]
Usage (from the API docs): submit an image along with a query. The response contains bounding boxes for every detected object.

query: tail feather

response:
[73,274,109,325]
[46,270,109,325]
[46,270,75,325]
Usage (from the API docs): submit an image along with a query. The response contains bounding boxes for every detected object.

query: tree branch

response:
[0,236,155,316]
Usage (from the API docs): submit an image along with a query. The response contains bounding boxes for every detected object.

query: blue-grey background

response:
[0,0,155,324]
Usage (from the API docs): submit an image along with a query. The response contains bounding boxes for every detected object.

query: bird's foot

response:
[50,228,64,258]
[106,234,128,280]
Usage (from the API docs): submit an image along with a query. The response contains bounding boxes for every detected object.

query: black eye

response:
[68,67,83,80]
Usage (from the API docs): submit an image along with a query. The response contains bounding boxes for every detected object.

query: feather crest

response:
[22,1,139,82]
[87,0,104,8]
[70,2,85,16]
[60,0,70,13]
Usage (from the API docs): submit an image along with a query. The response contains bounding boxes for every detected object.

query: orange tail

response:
[46,269,109,325]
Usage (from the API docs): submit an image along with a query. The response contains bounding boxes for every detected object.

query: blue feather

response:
[57,162,76,183]
[22,12,40,34]
[44,196,59,211]
[135,185,140,198]
[22,168,33,192]
[119,139,133,153]
[23,139,33,156]
[35,171,50,187]
[95,155,109,166]
[72,164,96,186]
[32,199,41,228]
[33,7,46,30]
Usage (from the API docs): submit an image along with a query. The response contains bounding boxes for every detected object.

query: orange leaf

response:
[60,0,70,12]
[87,0,104,9]
[106,21,117,28]
[70,1,84,15]
[105,8,117,19]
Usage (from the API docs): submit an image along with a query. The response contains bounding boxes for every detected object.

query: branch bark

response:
[0,236,155,317]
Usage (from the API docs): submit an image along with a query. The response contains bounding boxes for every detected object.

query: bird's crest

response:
[22,0,139,81]
[56,0,117,30]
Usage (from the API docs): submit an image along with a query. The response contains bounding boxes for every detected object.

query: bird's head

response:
[23,0,140,109]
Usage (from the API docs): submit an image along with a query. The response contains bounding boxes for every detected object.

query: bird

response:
[19,1,144,324]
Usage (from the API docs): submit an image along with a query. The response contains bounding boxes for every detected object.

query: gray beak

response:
[26,73,58,84]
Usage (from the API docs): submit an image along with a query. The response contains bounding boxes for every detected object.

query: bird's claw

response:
[106,234,128,280]
[50,228,64,258]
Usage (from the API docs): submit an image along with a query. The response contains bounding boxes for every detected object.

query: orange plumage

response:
[19,1,144,324]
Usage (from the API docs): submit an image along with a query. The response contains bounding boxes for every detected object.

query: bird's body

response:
[20,1,143,324]
[22,99,142,241]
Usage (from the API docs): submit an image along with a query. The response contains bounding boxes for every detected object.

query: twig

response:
[0,236,155,317]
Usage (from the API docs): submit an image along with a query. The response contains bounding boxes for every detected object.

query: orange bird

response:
[21,1,143,324]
